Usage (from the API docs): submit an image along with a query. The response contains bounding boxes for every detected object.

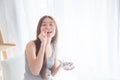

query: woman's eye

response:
[42,24,47,26]
[49,23,53,26]
[42,23,54,27]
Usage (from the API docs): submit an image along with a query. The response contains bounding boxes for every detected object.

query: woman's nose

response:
[46,25,51,28]
[45,26,51,30]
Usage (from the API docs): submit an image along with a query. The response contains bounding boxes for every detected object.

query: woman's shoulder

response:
[26,40,36,49]
[51,43,57,52]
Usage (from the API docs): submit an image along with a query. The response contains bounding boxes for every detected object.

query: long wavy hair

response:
[34,15,58,79]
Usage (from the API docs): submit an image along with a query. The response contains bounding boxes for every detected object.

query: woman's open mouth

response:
[47,31,52,35]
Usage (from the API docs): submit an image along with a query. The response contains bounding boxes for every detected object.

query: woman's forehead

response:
[42,17,54,23]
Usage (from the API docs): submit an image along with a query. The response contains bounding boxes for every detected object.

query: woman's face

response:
[40,17,56,38]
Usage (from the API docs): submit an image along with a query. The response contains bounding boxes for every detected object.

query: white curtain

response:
[0,0,48,57]
[0,0,120,80]
[54,0,120,80]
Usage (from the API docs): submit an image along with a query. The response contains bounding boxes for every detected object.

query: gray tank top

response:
[24,44,55,80]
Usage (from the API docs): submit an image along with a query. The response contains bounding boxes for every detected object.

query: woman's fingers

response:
[42,30,48,37]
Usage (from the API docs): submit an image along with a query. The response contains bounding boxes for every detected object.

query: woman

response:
[24,15,74,80]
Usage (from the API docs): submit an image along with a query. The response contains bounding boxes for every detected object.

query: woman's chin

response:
[47,35,52,39]
[47,34,54,38]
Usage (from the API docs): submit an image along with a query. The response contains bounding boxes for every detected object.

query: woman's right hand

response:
[38,30,47,45]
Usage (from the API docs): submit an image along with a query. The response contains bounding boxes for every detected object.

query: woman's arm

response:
[51,60,61,76]
[26,41,46,76]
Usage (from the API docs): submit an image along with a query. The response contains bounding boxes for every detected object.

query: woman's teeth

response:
[47,31,52,34]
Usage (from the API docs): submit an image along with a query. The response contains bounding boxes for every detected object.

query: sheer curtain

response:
[0,0,120,80]
[0,0,48,57]
[54,0,120,80]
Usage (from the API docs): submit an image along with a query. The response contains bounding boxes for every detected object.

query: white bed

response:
[0,54,25,80]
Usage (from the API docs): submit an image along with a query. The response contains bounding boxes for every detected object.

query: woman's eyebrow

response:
[42,22,46,23]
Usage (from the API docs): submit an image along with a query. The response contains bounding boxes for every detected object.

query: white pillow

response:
[0,54,25,80]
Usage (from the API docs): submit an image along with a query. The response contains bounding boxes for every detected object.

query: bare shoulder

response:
[25,41,37,65]
[26,40,35,48]
[25,40,36,54]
